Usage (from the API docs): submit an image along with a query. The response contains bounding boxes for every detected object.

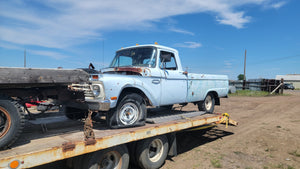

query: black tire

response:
[61,106,88,120]
[198,93,215,113]
[135,135,169,169]
[106,93,146,128]
[72,154,86,169]
[0,96,25,150]
[82,144,129,169]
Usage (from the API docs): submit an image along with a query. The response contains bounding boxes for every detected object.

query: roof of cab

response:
[116,44,178,53]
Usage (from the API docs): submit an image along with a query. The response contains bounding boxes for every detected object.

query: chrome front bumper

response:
[85,99,111,111]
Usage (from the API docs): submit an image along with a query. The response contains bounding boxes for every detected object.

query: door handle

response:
[152,79,160,84]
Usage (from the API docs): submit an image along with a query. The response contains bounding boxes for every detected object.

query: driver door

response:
[159,50,187,106]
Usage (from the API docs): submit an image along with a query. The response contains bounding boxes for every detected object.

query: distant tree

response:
[238,74,245,80]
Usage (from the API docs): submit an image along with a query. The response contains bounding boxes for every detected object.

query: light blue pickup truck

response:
[69,44,229,128]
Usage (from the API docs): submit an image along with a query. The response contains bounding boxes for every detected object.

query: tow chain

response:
[84,110,95,140]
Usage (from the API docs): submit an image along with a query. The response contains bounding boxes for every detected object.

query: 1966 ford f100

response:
[68,44,229,128]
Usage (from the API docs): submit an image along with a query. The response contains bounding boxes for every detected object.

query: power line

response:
[249,54,300,65]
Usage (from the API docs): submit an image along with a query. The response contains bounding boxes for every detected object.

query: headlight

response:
[92,84,101,97]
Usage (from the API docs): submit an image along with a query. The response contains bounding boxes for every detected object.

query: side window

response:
[159,51,177,70]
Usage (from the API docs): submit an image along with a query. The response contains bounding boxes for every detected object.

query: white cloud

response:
[174,42,202,48]
[169,28,195,36]
[29,50,70,60]
[224,60,233,68]
[0,0,287,50]
[271,1,287,9]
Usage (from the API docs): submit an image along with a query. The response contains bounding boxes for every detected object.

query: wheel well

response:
[119,87,151,106]
[208,91,220,105]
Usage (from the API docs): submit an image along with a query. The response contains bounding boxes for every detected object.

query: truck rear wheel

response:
[198,93,215,113]
[82,144,129,169]
[107,93,146,128]
[0,96,25,150]
[135,135,169,169]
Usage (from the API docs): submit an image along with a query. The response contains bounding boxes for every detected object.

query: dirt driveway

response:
[161,90,300,169]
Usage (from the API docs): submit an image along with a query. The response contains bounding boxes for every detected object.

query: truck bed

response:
[0,67,89,88]
[0,109,231,169]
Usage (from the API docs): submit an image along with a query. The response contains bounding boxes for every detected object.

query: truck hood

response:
[101,67,152,76]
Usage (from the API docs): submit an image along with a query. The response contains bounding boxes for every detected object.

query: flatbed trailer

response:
[0,110,237,169]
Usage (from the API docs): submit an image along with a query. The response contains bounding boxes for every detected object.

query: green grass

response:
[210,158,222,168]
[229,90,291,97]
[288,150,300,157]
[229,90,270,97]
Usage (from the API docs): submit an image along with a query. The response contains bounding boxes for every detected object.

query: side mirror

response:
[161,54,171,62]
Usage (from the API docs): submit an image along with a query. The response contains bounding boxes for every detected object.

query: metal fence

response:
[229,79,281,93]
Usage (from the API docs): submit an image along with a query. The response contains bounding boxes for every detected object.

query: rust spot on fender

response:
[62,142,76,152]
[113,67,143,75]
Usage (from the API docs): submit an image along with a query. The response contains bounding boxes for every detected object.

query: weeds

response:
[229,90,269,97]
[288,150,300,157]
[274,163,295,169]
[233,151,242,155]
[210,158,222,168]
[229,90,291,97]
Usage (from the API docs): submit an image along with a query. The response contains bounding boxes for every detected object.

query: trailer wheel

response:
[61,106,88,120]
[198,93,215,113]
[0,96,25,150]
[107,93,146,128]
[136,135,169,169]
[82,144,129,169]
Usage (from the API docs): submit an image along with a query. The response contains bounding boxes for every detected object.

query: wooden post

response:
[243,49,247,90]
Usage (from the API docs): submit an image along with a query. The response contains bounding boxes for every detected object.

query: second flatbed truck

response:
[0,108,237,169]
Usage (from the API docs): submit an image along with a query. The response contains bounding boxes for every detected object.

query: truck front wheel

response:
[198,93,215,113]
[0,96,25,150]
[107,93,146,128]
[135,135,169,169]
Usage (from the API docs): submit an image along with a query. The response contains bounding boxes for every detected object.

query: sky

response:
[0,0,299,80]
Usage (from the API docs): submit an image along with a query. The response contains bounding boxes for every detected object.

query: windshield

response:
[109,47,156,68]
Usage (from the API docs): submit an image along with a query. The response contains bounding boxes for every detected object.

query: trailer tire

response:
[136,135,169,169]
[198,93,215,113]
[0,96,25,150]
[107,93,146,128]
[61,106,88,120]
[82,144,129,169]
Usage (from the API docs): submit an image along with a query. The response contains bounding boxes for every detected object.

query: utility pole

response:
[243,49,247,90]
[102,40,104,69]
[24,49,26,68]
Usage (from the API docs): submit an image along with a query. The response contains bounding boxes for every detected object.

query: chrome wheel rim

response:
[148,139,164,162]
[119,103,139,125]
[205,95,212,111]
[99,151,122,169]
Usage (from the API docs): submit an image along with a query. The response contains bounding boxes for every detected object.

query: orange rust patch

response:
[114,67,142,74]
[62,142,75,152]
[85,138,96,146]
